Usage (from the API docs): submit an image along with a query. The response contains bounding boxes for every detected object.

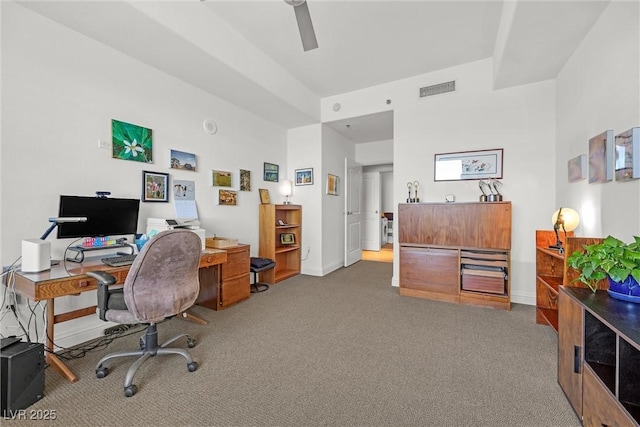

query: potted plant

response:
[567,235,640,301]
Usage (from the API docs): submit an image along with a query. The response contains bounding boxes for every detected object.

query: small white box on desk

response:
[21,239,51,273]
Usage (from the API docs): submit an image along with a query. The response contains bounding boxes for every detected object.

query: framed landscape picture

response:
[326,173,339,196]
[264,162,279,182]
[170,149,196,171]
[295,168,313,186]
[568,154,587,182]
[589,130,614,183]
[212,170,232,187]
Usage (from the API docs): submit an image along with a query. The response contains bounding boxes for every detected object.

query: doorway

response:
[362,166,393,263]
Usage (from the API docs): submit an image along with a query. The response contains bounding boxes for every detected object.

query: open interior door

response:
[344,158,363,267]
[362,172,381,251]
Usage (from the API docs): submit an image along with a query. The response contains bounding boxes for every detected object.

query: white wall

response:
[321,125,356,274]
[1,3,288,345]
[322,59,557,304]
[355,139,393,165]
[556,0,640,242]
[287,124,323,276]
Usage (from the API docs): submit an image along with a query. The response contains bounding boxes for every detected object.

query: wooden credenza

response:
[196,244,250,310]
[559,287,639,426]
[398,202,512,310]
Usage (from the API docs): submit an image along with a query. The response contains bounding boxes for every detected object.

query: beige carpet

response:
[6,261,580,426]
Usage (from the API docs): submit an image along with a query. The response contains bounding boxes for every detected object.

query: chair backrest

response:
[123,229,201,323]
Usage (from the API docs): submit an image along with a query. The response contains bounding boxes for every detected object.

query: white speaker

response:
[21,239,51,273]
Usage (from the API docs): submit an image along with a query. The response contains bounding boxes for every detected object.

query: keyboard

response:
[101,254,137,267]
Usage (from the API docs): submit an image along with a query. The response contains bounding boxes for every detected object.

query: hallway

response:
[362,243,393,263]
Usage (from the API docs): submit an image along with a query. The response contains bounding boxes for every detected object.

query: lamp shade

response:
[281,180,292,197]
[552,207,580,232]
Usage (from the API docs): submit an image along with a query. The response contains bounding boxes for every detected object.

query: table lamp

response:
[281,180,292,204]
[549,207,579,254]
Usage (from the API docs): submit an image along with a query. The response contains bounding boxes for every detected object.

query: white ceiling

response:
[16,0,610,142]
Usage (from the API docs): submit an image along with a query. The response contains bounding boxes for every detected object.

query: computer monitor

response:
[56,196,140,239]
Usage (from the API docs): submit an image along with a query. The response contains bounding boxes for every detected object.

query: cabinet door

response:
[582,366,636,427]
[400,246,458,294]
[558,289,583,417]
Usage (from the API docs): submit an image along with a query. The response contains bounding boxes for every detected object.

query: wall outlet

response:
[98,139,111,149]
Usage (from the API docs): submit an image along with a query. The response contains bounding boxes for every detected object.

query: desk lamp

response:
[281,180,292,204]
[548,207,579,254]
[21,217,87,273]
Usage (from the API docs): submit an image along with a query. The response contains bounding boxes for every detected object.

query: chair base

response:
[95,323,197,397]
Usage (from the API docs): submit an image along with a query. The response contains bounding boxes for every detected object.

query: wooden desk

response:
[12,248,227,383]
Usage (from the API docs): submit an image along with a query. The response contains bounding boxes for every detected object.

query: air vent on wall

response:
[419,80,456,98]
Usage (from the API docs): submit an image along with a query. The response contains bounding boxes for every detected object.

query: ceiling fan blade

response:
[293,1,318,51]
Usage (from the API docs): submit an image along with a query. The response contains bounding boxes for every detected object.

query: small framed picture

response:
[240,169,251,191]
[142,171,169,202]
[264,162,279,182]
[170,149,197,171]
[295,168,314,186]
[326,173,339,196]
[280,233,295,245]
[212,170,232,187]
[219,189,237,206]
[259,188,270,204]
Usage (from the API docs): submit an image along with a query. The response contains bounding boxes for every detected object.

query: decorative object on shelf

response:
[280,232,295,245]
[548,207,579,253]
[588,129,614,183]
[614,127,640,181]
[295,168,313,185]
[203,119,217,135]
[239,169,251,191]
[478,180,490,202]
[487,179,503,202]
[405,181,420,203]
[568,154,587,182]
[218,189,237,206]
[264,162,279,182]
[567,235,640,297]
[112,119,153,163]
[281,180,292,204]
[259,189,270,204]
[169,149,196,171]
[212,170,232,187]
[326,173,339,196]
[142,171,169,202]
[434,148,503,181]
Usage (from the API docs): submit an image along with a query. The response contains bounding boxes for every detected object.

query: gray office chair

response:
[86,229,202,397]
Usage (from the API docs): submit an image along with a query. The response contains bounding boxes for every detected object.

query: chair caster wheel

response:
[96,366,109,378]
[124,385,138,397]
[187,362,198,372]
[187,338,196,348]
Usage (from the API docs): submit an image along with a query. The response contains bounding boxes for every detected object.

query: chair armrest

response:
[86,271,117,321]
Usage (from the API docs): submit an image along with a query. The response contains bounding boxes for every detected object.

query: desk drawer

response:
[221,274,250,308]
[222,249,249,280]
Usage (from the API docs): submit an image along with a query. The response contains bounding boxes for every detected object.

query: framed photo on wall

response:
[326,173,339,195]
[264,162,279,182]
[434,148,503,181]
[142,171,169,202]
[259,188,270,204]
[295,168,314,186]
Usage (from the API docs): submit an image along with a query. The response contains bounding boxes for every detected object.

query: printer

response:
[146,218,206,250]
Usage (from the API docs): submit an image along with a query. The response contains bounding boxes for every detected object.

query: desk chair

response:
[86,229,202,397]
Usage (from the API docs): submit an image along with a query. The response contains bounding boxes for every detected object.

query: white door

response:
[344,158,363,267]
[362,172,381,251]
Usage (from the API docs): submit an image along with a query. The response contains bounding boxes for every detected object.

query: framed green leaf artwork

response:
[112,119,153,163]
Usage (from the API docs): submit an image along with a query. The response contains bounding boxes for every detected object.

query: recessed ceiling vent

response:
[419,80,456,98]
